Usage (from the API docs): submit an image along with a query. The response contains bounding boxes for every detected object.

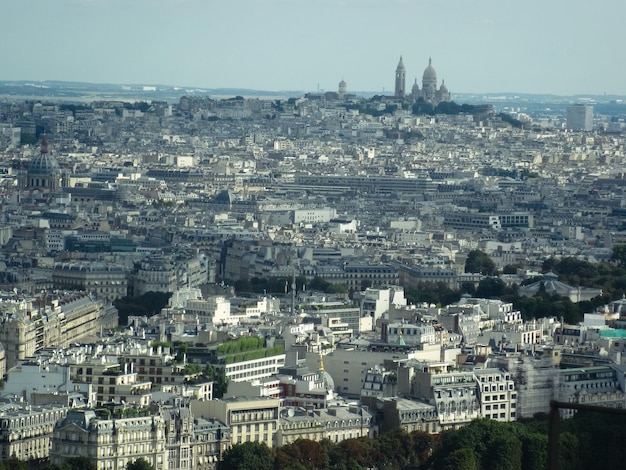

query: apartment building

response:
[275,412,325,447]
[192,417,230,470]
[360,286,407,328]
[342,263,399,291]
[191,396,280,448]
[379,397,439,434]
[52,262,128,302]
[133,256,178,296]
[184,296,231,325]
[0,403,68,462]
[50,409,167,470]
[0,292,118,369]
[316,406,374,443]
[397,265,458,291]
[383,322,436,346]
[70,361,152,407]
[557,365,626,418]
[407,362,480,430]
[2,360,93,405]
[474,368,518,422]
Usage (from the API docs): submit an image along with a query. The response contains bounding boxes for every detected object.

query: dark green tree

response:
[502,264,521,275]
[465,250,497,275]
[113,291,172,324]
[218,441,274,470]
[0,457,26,470]
[460,281,477,296]
[126,458,155,470]
[611,244,626,267]
[440,448,478,470]
[275,438,328,469]
[483,433,522,470]
[61,457,97,470]
[204,363,229,399]
[476,277,508,298]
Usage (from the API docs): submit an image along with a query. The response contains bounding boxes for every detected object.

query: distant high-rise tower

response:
[395,56,406,98]
[567,104,593,131]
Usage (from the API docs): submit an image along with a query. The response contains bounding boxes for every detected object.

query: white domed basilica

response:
[395,56,451,106]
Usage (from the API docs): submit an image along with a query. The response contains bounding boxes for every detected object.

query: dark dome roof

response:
[28,153,61,176]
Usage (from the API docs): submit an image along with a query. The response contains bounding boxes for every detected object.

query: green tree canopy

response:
[440,448,479,470]
[611,244,626,267]
[465,250,497,276]
[218,441,274,470]
[60,457,97,470]
[126,458,155,470]
[205,363,229,399]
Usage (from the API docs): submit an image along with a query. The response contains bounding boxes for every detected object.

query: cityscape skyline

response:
[2,0,625,96]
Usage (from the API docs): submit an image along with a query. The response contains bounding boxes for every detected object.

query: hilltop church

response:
[395,56,451,106]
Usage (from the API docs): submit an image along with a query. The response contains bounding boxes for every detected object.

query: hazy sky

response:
[2,0,624,95]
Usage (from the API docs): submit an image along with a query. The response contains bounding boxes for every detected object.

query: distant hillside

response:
[0,80,304,102]
[1,80,626,108]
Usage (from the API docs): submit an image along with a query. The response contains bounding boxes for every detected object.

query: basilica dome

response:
[422,58,437,82]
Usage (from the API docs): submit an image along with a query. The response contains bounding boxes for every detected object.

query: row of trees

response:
[405,278,605,325]
[435,412,626,470]
[465,248,626,300]
[219,412,626,470]
[220,428,438,470]
[216,336,266,355]
[232,276,348,296]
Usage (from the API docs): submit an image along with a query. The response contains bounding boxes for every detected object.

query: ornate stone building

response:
[52,262,128,303]
[0,403,68,462]
[0,292,118,369]
[50,409,167,470]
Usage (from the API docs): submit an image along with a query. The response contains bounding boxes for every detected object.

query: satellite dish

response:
[287,408,295,417]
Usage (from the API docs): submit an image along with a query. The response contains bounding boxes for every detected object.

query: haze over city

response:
[2,0,625,96]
